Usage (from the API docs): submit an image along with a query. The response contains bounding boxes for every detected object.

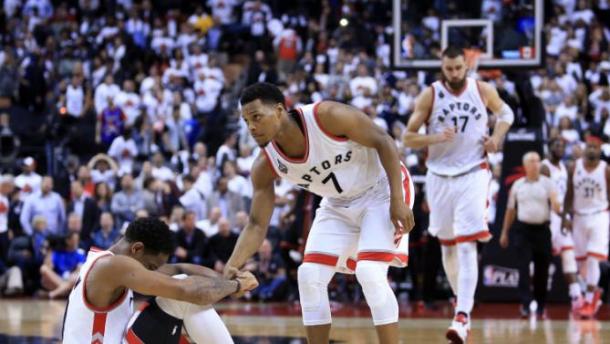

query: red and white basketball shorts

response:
[426,167,492,245]
[572,211,609,261]
[303,165,414,273]
[550,212,575,255]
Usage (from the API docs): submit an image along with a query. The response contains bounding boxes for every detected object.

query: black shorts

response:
[125,298,184,344]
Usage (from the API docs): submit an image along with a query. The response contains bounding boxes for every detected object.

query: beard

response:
[585,151,599,161]
[445,76,466,91]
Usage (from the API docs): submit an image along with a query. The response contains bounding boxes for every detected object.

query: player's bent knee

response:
[298,263,330,311]
[561,249,578,274]
[355,261,389,308]
[355,261,398,325]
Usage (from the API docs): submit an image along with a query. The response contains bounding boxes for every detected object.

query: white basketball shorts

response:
[303,165,414,273]
[426,165,492,246]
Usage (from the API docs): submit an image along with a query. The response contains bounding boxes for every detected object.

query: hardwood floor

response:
[0,299,608,343]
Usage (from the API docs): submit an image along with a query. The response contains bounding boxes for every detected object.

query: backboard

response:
[392,0,543,70]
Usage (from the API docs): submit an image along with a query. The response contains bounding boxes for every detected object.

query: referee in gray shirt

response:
[500,151,561,318]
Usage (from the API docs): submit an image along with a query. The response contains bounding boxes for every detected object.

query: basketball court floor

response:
[0,299,608,343]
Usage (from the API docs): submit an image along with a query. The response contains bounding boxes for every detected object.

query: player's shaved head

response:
[240,83,286,147]
[240,82,285,108]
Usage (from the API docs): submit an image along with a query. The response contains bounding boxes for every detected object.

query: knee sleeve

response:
[585,256,601,287]
[156,274,194,319]
[441,245,458,294]
[355,261,398,326]
[561,249,578,274]
[298,263,335,326]
[455,242,478,314]
[183,307,234,344]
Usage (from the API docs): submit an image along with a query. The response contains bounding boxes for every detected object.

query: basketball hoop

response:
[465,47,503,80]
[464,48,482,77]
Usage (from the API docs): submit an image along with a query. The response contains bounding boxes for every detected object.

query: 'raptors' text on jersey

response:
[263,102,384,200]
[426,77,488,176]
[573,159,609,215]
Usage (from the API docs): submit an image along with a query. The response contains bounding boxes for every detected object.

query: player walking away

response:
[62,218,258,343]
[403,46,514,343]
[562,135,610,319]
[540,138,584,313]
[224,82,415,344]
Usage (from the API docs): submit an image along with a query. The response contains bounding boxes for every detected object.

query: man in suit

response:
[67,181,99,242]
[206,177,245,226]
[208,217,238,273]
[174,211,208,266]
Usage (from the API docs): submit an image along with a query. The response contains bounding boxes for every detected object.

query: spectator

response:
[206,176,245,226]
[247,239,287,301]
[67,181,98,241]
[92,212,120,250]
[111,174,144,227]
[151,152,174,182]
[208,217,238,273]
[87,154,119,190]
[179,175,207,221]
[96,97,126,149]
[168,206,185,232]
[215,132,237,169]
[93,182,113,213]
[173,211,207,265]
[64,74,91,119]
[65,213,87,249]
[224,160,250,202]
[274,26,301,81]
[0,175,11,261]
[114,80,141,126]
[39,232,85,299]
[15,157,42,200]
[20,177,66,236]
[107,127,138,178]
[233,211,248,234]
[94,74,121,115]
[0,113,20,169]
[141,177,162,217]
[199,206,222,237]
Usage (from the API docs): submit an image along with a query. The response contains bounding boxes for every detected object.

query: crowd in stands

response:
[0,0,608,306]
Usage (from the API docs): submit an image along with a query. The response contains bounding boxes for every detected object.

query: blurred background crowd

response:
[0,0,608,307]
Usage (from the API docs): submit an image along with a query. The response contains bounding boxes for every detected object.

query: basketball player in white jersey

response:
[562,135,610,319]
[403,46,514,344]
[62,217,258,343]
[540,138,584,312]
[223,82,415,344]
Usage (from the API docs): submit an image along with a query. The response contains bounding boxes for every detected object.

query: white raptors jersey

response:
[62,249,134,344]
[573,159,609,215]
[542,159,568,204]
[426,77,488,176]
[263,102,383,200]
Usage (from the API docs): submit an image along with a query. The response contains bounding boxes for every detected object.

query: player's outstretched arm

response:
[157,263,221,279]
[478,81,514,153]
[97,255,256,306]
[224,154,276,275]
[403,87,454,149]
[315,101,414,232]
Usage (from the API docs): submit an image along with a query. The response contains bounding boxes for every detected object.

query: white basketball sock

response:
[456,242,478,315]
[183,307,234,344]
[569,282,582,299]
[441,245,459,295]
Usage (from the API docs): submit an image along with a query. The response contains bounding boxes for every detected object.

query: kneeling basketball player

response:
[62,217,258,343]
